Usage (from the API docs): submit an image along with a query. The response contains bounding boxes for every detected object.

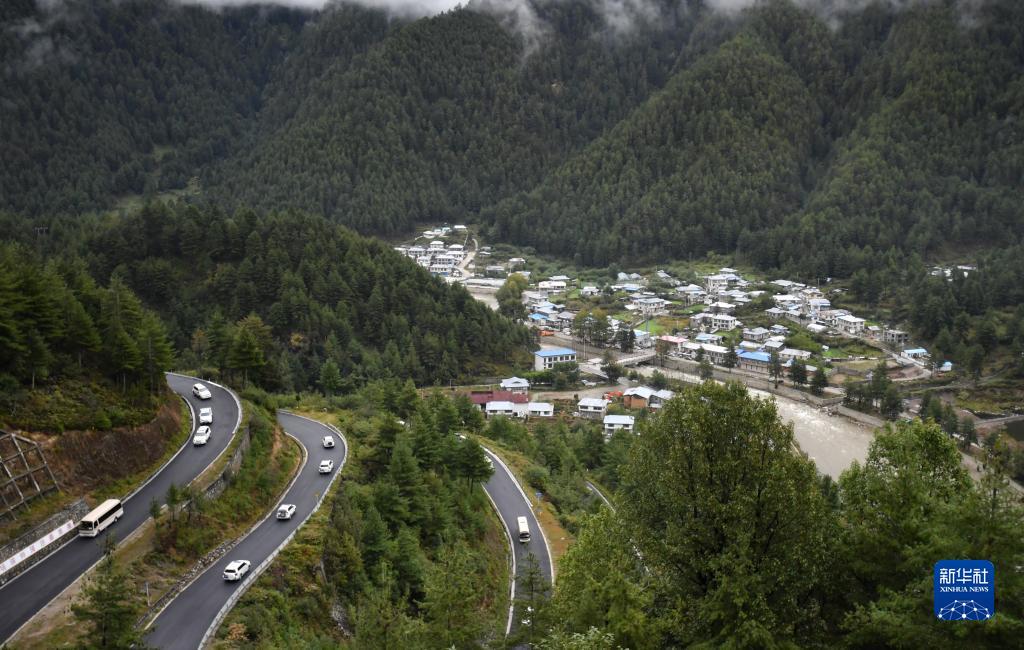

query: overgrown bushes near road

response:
[478,415,635,535]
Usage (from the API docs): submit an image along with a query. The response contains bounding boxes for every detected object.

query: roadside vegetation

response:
[9,403,298,649]
[213,382,509,648]
[543,381,1024,648]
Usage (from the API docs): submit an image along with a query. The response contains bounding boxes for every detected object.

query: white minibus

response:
[517,516,531,543]
[79,499,124,537]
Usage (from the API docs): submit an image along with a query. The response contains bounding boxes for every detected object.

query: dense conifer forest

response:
[2,0,1021,286]
[1,206,532,396]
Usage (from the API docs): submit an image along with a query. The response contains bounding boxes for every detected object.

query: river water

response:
[464,284,875,478]
[636,368,875,478]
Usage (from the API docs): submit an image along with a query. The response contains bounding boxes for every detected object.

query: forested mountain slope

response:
[2,206,532,393]
[489,0,1024,275]
[2,0,1022,278]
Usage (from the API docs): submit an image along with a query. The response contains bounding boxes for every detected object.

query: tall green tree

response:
[71,537,149,649]
[619,381,833,646]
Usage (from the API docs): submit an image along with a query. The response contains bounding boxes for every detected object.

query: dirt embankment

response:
[31,395,183,494]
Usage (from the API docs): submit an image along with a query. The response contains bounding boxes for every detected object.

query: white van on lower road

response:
[517,516,531,543]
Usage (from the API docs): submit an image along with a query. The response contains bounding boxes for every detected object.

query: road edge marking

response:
[481,481,517,636]
[195,411,348,648]
[482,446,556,584]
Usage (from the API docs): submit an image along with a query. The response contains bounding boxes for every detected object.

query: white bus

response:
[517,516,531,543]
[79,499,124,537]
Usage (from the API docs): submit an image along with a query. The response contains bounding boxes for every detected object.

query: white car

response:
[192,383,212,400]
[193,425,211,446]
[318,459,334,474]
[322,435,335,449]
[222,559,250,581]
[198,407,213,424]
[276,504,297,520]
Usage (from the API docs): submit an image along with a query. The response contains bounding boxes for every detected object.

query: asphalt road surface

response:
[146,411,346,649]
[481,447,554,636]
[0,373,241,645]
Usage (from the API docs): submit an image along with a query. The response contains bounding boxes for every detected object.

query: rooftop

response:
[604,415,635,425]
[535,347,576,357]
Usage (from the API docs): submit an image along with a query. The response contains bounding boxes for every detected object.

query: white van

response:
[517,516,531,543]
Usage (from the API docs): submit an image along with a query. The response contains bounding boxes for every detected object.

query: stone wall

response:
[0,497,89,587]
[203,425,251,501]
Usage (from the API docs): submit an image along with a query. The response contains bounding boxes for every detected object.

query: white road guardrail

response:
[197,414,347,649]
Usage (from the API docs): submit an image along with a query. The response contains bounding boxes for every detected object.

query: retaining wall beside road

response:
[835,406,885,429]
[203,425,252,501]
[0,498,89,587]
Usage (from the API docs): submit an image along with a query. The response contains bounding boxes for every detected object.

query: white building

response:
[527,402,554,418]
[534,347,577,371]
[779,348,812,362]
[500,377,530,394]
[836,314,866,335]
[603,414,635,438]
[578,398,608,419]
[485,401,517,418]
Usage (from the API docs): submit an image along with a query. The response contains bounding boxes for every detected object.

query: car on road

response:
[198,407,213,424]
[192,383,212,400]
[193,425,211,446]
[222,559,250,582]
[322,435,335,448]
[485,456,494,469]
[276,504,297,520]
[319,459,334,474]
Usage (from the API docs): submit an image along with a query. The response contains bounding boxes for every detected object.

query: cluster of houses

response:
[524,291,657,349]
[464,368,680,438]
[395,238,468,278]
[463,377,555,420]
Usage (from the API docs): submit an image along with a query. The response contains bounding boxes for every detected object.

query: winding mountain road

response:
[0,373,241,645]
[146,411,347,649]
[480,446,554,636]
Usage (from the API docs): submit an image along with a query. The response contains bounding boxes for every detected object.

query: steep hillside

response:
[1,0,1022,280]
[0,244,173,432]
[4,205,533,392]
[0,0,311,215]
[488,2,835,265]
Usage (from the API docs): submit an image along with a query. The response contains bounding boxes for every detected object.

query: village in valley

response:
[392,226,955,447]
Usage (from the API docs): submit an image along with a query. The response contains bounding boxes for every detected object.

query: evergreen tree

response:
[71,537,148,649]
[723,345,737,370]
[790,359,808,386]
[320,359,343,395]
[811,365,828,396]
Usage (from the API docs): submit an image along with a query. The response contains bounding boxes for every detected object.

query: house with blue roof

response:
[534,347,577,371]
[737,350,771,374]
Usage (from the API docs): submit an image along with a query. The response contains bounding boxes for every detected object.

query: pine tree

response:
[136,311,174,393]
[790,359,807,386]
[71,537,148,649]
[810,366,828,396]
[421,542,485,647]
[227,327,264,386]
[320,359,343,394]
[723,345,737,370]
